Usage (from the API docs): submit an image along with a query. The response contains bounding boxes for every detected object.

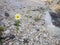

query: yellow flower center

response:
[17,16,19,18]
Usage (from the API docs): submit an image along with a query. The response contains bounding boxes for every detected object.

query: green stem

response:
[16,26,19,33]
[16,20,20,33]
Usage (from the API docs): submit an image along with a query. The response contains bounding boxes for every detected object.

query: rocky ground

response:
[0,0,60,45]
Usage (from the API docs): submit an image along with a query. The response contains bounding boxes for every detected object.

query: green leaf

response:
[0,26,4,32]
[14,20,20,26]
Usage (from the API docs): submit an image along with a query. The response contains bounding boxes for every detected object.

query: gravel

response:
[0,0,60,45]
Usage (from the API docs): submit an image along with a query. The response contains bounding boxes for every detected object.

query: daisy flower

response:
[15,14,21,20]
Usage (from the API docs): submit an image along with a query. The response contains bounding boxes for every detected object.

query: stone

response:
[4,30,10,34]
[36,29,40,31]
[9,34,15,39]
[43,33,47,38]
[9,42,13,45]
[16,42,20,45]
[49,12,60,27]
[23,38,29,43]
[5,12,9,17]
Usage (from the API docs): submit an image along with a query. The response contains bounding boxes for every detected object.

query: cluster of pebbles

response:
[0,0,60,45]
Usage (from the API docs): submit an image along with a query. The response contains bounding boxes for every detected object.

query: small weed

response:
[56,9,60,14]
[0,26,4,45]
[15,14,21,33]
[0,26,4,32]
[34,15,42,22]
[25,15,32,18]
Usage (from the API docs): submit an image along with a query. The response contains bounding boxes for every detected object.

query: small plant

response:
[0,26,4,32]
[26,10,30,14]
[44,0,52,4]
[25,15,32,18]
[15,14,21,33]
[56,9,60,14]
[0,26,4,45]
[34,15,42,22]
